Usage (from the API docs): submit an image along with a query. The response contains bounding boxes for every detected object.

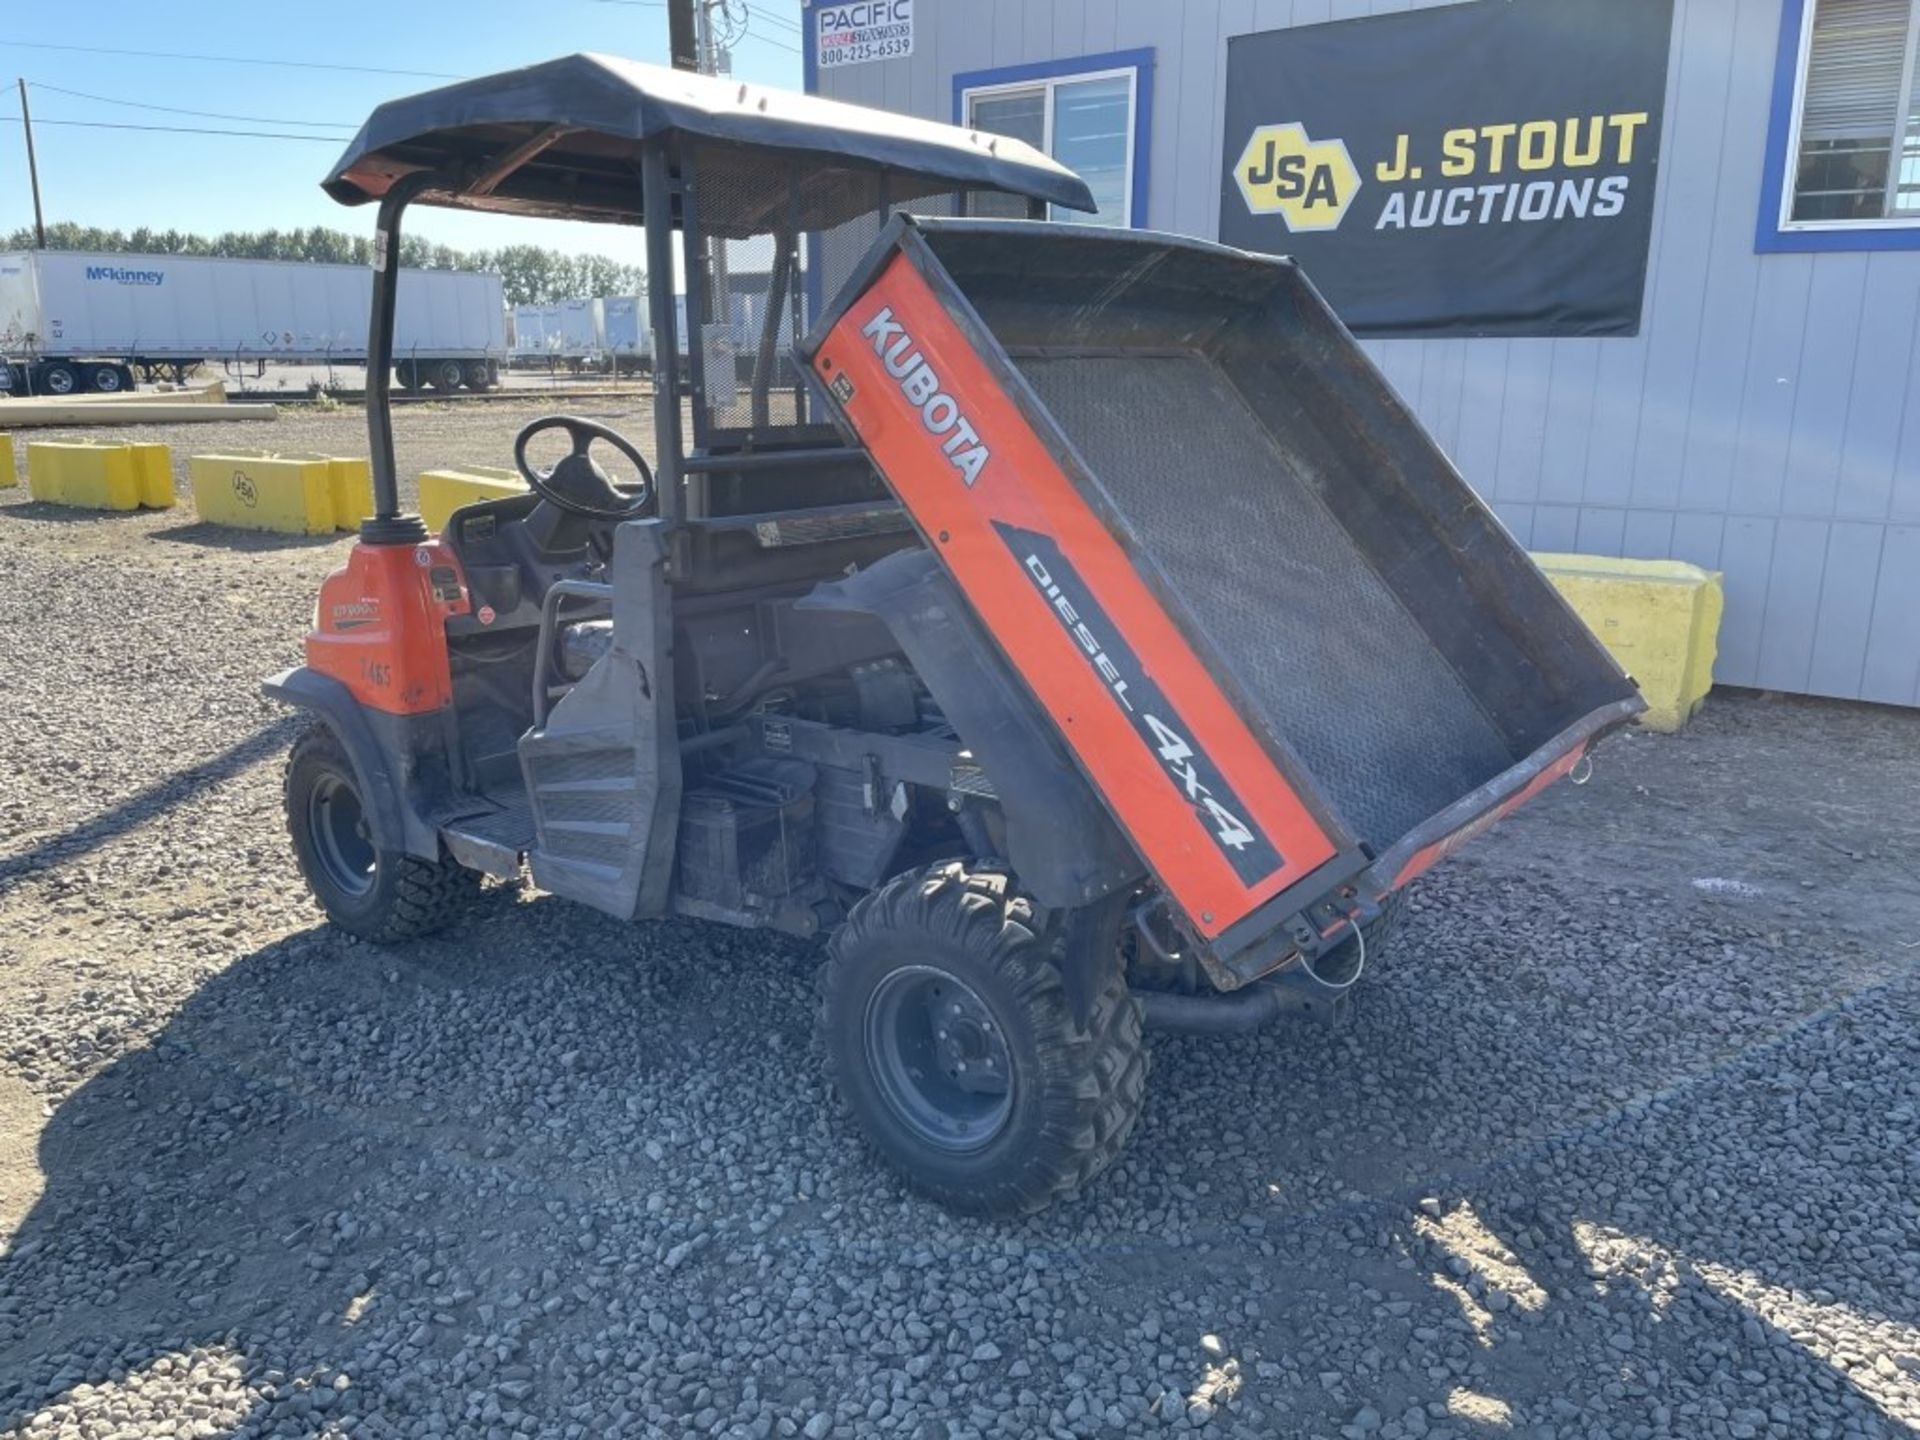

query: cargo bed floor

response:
[1017,353,1513,849]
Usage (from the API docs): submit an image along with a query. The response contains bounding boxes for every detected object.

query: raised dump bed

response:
[806,218,1643,973]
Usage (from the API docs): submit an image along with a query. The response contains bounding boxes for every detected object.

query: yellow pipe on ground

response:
[0,401,276,427]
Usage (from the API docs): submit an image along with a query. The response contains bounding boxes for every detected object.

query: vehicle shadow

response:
[146,520,347,553]
[1120,879,1920,1436]
[0,720,301,888]
[0,872,1912,1437]
[0,499,162,525]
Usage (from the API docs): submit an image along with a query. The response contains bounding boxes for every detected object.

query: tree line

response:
[1,222,645,307]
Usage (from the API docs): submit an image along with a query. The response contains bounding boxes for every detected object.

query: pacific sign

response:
[816,0,913,69]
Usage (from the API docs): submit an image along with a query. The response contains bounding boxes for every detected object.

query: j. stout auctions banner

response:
[1218,0,1674,337]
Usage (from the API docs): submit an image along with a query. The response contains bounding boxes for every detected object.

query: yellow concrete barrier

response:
[189,451,372,534]
[1,434,14,489]
[419,465,527,532]
[1533,553,1724,732]
[25,439,174,510]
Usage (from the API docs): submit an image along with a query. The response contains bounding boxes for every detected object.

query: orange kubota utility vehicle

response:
[267,54,1642,1216]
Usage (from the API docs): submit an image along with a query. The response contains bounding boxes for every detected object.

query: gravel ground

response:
[1,408,1916,1440]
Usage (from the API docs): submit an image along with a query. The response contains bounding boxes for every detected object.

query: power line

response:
[743,20,801,54]
[0,40,463,81]
[28,82,355,129]
[748,4,803,36]
[0,116,352,143]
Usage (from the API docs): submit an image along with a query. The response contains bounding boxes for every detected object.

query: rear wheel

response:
[427,359,465,392]
[461,360,492,391]
[88,364,127,393]
[36,363,78,396]
[822,862,1148,1217]
[284,727,477,943]
[395,360,425,394]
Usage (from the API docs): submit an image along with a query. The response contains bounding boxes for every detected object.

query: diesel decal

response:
[859,305,990,487]
[998,522,1283,884]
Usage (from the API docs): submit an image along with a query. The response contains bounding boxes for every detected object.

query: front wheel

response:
[284,727,478,943]
[822,862,1148,1217]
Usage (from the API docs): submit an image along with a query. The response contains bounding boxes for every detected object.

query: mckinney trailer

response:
[0,251,505,396]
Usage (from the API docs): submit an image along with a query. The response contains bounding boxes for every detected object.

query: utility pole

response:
[666,0,731,76]
[18,80,46,249]
[667,0,700,72]
[693,0,730,77]
[692,0,733,397]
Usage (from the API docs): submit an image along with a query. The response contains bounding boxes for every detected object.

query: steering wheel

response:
[512,415,655,521]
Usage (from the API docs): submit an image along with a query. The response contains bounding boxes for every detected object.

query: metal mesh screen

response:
[700,229,806,431]
[1015,353,1515,849]
[689,148,979,435]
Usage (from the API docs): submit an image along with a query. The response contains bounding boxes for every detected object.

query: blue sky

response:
[0,1,805,259]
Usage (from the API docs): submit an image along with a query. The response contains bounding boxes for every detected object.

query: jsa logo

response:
[1234,123,1361,232]
[859,306,991,487]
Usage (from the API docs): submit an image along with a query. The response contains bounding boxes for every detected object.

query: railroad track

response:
[225,385,658,407]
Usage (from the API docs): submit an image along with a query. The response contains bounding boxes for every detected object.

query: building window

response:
[1760,0,1920,249]
[954,51,1153,227]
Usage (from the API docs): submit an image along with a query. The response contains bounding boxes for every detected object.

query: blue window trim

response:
[1757,0,1920,253]
[951,49,1155,228]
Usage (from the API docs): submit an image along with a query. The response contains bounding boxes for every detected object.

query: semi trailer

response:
[509,298,601,370]
[0,250,506,396]
[509,293,684,374]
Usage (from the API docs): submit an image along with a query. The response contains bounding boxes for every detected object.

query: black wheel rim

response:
[307,772,376,898]
[864,965,1014,1154]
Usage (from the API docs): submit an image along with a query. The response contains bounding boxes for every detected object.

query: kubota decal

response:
[329,599,379,632]
[1000,522,1283,884]
[860,306,989,486]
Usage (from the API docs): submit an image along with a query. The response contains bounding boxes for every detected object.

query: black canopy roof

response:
[322,53,1094,232]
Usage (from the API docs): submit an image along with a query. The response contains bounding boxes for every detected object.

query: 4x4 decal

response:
[997,521,1283,884]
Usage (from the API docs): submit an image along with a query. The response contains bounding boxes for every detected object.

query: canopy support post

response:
[361,170,446,546]
[643,143,683,528]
